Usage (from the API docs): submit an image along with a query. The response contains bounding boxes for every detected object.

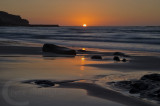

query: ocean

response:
[0,26,160,106]
[0,26,160,52]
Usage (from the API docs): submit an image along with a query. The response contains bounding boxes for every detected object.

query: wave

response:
[0,26,160,52]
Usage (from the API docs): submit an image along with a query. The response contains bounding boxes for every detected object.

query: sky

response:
[0,0,160,26]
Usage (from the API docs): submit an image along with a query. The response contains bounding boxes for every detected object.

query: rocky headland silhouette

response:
[0,11,59,27]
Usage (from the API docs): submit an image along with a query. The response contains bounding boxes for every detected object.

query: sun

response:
[82,48,86,50]
[83,24,87,27]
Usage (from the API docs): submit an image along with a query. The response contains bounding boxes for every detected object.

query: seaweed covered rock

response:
[42,44,76,55]
[129,81,149,94]
[111,74,160,101]
[140,74,160,81]
[114,81,132,90]
[34,80,55,87]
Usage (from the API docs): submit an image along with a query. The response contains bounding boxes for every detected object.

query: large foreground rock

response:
[111,74,160,101]
[42,44,76,55]
[141,74,160,81]
[0,11,29,26]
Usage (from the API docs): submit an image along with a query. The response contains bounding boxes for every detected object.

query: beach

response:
[0,26,160,106]
[0,42,160,106]
[1,0,160,105]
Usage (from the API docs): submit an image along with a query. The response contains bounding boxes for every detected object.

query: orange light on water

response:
[83,24,87,27]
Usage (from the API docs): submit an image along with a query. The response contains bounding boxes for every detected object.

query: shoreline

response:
[0,44,160,106]
[60,82,158,106]
[87,56,160,72]
[22,79,157,106]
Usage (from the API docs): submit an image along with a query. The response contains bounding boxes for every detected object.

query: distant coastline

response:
[28,24,59,27]
[0,24,60,27]
[0,11,59,27]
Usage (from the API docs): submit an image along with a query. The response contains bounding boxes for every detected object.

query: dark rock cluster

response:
[113,52,126,56]
[113,52,128,62]
[23,79,77,87]
[42,44,76,55]
[34,80,55,87]
[113,56,120,61]
[111,74,160,101]
[0,11,29,26]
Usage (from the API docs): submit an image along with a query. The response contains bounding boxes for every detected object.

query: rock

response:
[122,58,127,62]
[77,48,87,53]
[115,81,132,90]
[140,74,160,81]
[113,52,125,56]
[129,81,148,94]
[140,88,160,99]
[152,89,160,98]
[0,11,29,26]
[34,80,55,87]
[113,56,120,61]
[129,88,141,94]
[42,44,76,55]
[77,50,86,52]
[29,25,59,27]
[91,55,102,59]
[111,73,160,102]
[113,52,130,57]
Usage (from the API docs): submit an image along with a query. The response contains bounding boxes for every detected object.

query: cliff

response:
[0,11,29,26]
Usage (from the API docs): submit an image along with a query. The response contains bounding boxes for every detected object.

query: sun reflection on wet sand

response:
[80,57,85,71]
[80,66,85,71]
[81,57,85,61]
[0,55,115,81]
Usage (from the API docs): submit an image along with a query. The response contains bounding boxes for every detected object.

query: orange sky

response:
[0,0,160,26]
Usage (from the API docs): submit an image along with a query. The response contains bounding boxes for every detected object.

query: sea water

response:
[0,26,160,106]
[0,26,160,52]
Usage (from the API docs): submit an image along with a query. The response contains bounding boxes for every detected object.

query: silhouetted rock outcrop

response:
[0,11,29,26]
[110,74,160,101]
[0,11,59,27]
[113,52,125,56]
[34,80,55,87]
[113,52,129,57]
[113,56,120,61]
[122,58,127,62]
[23,79,77,87]
[141,74,160,81]
[42,44,76,55]
[129,81,149,94]
[77,49,86,52]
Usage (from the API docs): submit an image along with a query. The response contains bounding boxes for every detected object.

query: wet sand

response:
[87,56,160,71]
[0,45,160,106]
[0,46,42,55]
[59,82,157,106]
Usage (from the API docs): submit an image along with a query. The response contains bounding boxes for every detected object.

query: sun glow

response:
[83,24,87,27]
[82,48,86,50]
[81,57,85,61]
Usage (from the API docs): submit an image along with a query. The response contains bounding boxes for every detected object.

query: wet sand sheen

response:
[59,82,157,106]
[0,45,160,106]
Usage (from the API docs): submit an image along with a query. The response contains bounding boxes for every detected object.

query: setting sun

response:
[83,24,87,27]
[82,48,86,50]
